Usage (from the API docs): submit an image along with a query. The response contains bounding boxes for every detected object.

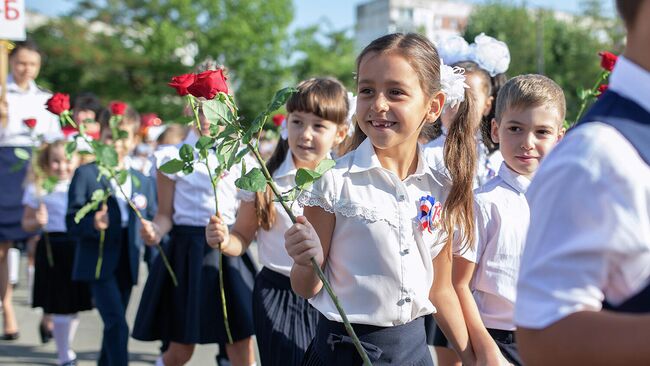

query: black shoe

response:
[39,323,52,343]
[2,332,19,341]
[60,359,77,366]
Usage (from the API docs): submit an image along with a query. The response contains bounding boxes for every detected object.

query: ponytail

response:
[255,139,289,230]
[442,88,479,252]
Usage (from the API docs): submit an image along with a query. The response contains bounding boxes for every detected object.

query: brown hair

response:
[256,77,349,230]
[98,104,141,134]
[28,140,69,195]
[495,74,566,125]
[349,33,478,251]
[9,39,41,58]
[616,0,644,28]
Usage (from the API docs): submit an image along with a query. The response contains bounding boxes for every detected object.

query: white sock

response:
[155,356,165,366]
[27,264,34,305]
[53,314,77,364]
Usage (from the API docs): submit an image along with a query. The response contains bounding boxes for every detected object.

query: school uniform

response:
[0,75,62,242]
[67,162,156,366]
[298,138,449,365]
[23,180,93,315]
[238,150,319,366]
[514,56,650,331]
[132,130,256,346]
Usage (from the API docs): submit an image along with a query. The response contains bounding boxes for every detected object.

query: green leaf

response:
[117,129,129,140]
[14,147,30,161]
[65,140,77,158]
[116,169,128,185]
[159,159,184,174]
[315,159,335,175]
[179,144,194,162]
[266,87,298,114]
[295,168,321,188]
[42,176,59,194]
[96,144,118,168]
[203,99,233,127]
[195,135,215,151]
[235,167,267,192]
[74,189,107,223]
[131,172,141,189]
[97,165,113,182]
[182,162,194,175]
[234,147,250,164]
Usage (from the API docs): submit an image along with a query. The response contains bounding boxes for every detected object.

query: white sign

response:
[0,0,26,41]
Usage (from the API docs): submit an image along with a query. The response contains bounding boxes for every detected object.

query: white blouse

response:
[515,57,650,329]
[460,163,531,331]
[0,76,62,147]
[22,180,71,233]
[154,130,240,226]
[238,150,302,277]
[298,138,450,327]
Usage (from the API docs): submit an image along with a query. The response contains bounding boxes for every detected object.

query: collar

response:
[498,162,530,194]
[275,150,298,179]
[609,56,650,114]
[348,138,437,181]
[7,75,38,94]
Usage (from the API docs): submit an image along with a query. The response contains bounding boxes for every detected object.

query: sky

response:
[27,0,595,31]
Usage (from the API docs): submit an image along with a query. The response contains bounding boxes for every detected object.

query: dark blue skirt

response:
[0,146,31,242]
[254,267,319,366]
[32,232,93,314]
[132,225,257,344]
[302,315,433,366]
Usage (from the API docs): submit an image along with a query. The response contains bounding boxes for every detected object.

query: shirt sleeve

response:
[21,184,39,209]
[153,145,180,181]
[514,128,644,329]
[297,168,337,213]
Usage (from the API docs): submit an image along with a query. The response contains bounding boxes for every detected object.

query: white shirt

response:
[514,56,650,329]
[238,150,302,277]
[0,76,62,147]
[22,180,70,233]
[109,161,132,228]
[423,131,501,188]
[461,163,531,331]
[298,138,450,327]
[155,130,240,226]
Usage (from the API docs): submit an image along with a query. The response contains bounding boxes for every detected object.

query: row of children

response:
[4,1,649,365]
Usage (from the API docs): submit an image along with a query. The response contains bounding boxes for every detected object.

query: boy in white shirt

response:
[452,74,566,365]
[515,1,650,365]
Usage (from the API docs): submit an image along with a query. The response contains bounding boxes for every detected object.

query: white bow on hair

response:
[436,33,511,77]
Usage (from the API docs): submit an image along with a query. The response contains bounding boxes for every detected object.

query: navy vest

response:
[577,90,650,313]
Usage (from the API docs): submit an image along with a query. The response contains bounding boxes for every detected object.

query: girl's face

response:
[101,122,136,160]
[287,111,345,170]
[465,72,493,118]
[356,52,443,153]
[9,48,41,86]
[47,146,76,181]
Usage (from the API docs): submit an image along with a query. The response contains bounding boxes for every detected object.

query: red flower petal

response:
[598,51,618,72]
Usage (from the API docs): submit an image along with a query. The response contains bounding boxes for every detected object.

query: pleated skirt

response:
[254,267,319,366]
[302,315,433,366]
[32,232,93,314]
[0,146,30,242]
[132,225,256,344]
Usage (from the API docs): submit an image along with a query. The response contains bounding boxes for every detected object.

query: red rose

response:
[272,113,285,127]
[23,118,37,129]
[109,101,127,116]
[187,69,228,100]
[45,93,71,115]
[168,73,196,96]
[61,125,78,137]
[598,51,618,72]
[596,84,609,98]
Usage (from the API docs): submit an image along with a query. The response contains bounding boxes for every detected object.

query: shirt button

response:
[399,194,405,201]
[404,297,412,303]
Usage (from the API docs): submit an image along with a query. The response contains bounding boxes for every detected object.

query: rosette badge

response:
[418,195,442,233]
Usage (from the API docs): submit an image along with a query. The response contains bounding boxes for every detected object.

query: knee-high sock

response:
[52,314,78,363]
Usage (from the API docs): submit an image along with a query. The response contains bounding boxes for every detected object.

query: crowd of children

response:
[0,0,648,365]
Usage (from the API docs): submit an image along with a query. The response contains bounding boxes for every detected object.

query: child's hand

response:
[35,203,48,228]
[284,216,323,268]
[477,347,511,366]
[205,214,229,250]
[94,203,109,231]
[0,100,7,119]
[139,218,160,246]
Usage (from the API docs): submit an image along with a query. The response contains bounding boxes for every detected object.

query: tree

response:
[290,24,356,90]
[33,0,294,122]
[463,0,624,121]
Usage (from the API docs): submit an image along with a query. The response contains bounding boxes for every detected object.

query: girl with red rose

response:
[134,66,256,366]
[0,40,63,341]
[22,140,92,366]
[206,78,350,366]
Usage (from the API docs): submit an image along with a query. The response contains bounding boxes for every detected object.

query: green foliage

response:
[42,176,60,194]
[235,167,267,192]
[74,188,109,224]
[464,1,624,121]
[14,147,30,161]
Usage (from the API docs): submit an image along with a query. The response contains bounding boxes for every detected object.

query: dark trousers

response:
[90,230,134,366]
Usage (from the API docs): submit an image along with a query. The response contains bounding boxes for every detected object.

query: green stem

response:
[247,144,372,366]
[96,229,105,279]
[573,71,609,127]
[189,96,233,344]
[44,231,54,268]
